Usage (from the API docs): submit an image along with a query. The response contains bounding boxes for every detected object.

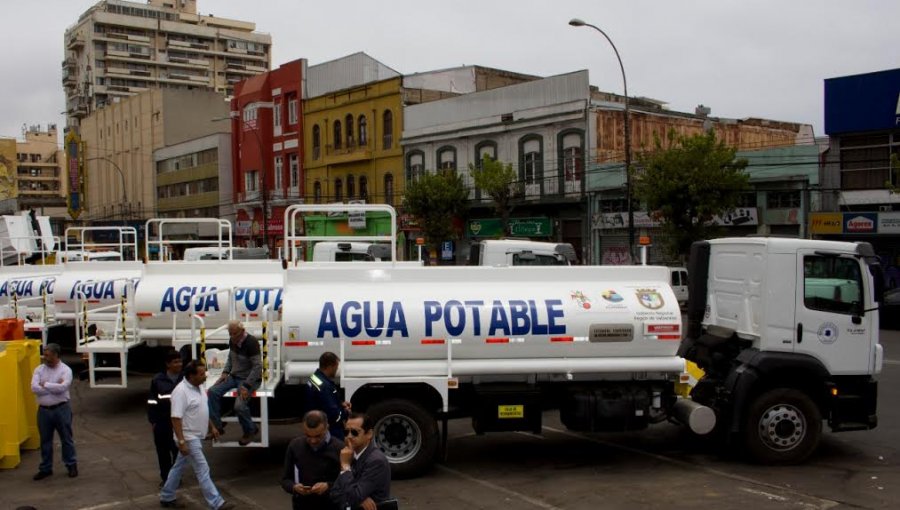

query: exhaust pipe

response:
[673,398,716,435]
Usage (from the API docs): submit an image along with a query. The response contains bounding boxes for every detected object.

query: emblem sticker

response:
[601,289,624,303]
[571,290,592,309]
[817,322,839,344]
[636,288,664,310]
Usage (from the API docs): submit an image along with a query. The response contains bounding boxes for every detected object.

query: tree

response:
[402,169,469,260]
[634,130,749,261]
[469,155,518,233]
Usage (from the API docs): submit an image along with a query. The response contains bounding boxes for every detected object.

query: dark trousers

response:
[152,423,178,482]
[37,402,76,473]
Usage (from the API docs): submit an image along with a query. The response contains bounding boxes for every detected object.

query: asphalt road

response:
[2,333,898,510]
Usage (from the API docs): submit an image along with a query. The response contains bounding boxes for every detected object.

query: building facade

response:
[811,68,900,277]
[64,0,271,129]
[10,125,68,225]
[154,132,233,221]
[80,88,230,222]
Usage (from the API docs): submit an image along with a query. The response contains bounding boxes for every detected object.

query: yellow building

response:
[303,77,404,206]
[0,138,18,207]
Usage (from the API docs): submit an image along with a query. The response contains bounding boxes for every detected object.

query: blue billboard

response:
[824,68,900,135]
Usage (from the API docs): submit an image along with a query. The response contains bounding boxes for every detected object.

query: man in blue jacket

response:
[330,413,392,510]
[148,350,183,487]
[307,352,351,440]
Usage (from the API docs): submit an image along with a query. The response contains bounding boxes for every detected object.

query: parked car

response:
[669,267,689,306]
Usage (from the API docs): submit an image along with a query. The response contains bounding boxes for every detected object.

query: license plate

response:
[498,405,524,419]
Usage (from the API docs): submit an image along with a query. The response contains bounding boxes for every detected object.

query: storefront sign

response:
[809,213,843,234]
[844,213,877,233]
[468,217,553,238]
[594,212,659,230]
[65,131,84,220]
[713,207,759,226]
[878,212,900,234]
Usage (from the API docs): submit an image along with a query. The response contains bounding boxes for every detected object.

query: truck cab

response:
[468,239,577,266]
[311,242,391,262]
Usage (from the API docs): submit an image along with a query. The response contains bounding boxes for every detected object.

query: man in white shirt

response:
[159,361,235,510]
[30,343,77,481]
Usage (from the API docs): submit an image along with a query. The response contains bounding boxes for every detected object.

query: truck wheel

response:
[743,388,821,464]
[368,398,438,479]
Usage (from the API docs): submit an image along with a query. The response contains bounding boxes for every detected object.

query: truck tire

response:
[367,398,438,479]
[743,388,821,464]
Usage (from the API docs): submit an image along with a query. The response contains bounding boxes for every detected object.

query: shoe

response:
[33,471,52,481]
[238,427,260,446]
[160,500,187,508]
[68,465,78,478]
[218,502,236,510]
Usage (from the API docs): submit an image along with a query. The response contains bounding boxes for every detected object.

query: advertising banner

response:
[844,213,878,234]
[809,213,844,234]
[65,131,85,220]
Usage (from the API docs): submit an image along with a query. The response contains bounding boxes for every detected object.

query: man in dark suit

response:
[281,410,341,510]
[330,413,391,510]
[148,350,183,487]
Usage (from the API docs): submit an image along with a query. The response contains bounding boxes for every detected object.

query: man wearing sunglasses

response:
[281,410,341,510]
[330,413,392,510]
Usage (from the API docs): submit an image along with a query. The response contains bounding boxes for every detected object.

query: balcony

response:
[67,35,84,49]
[237,190,262,204]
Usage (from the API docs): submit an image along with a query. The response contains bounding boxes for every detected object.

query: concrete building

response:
[811,68,900,277]
[63,0,271,129]
[0,126,68,230]
[79,88,230,222]
[153,132,233,221]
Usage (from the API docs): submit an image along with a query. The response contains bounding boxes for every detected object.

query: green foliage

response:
[402,169,469,253]
[634,130,749,260]
[470,155,518,233]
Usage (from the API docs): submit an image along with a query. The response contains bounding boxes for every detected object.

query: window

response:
[382,110,393,149]
[384,173,394,205]
[314,181,322,203]
[519,134,543,197]
[312,125,320,160]
[736,192,757,208]
[273,102,282,131]
[245,170,258,192]
[334,178,343,202]
[333,120,342,150]
[563,146,582,181]
[274,156,283,189]
[406,150,424,182]
[289,153,299,188]
[358,115,367,146]
[345,114,354,148]
[474,141,497,168]
[359,176,368,201]
[803,256,863,315]
[767,190,801,209]
[347,174,355,199]
[288,97,298,125]
[559,131,584,186]
[437,146,457,172]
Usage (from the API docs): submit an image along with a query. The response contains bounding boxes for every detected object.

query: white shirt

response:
[170,378,208,441]
[31,362,73,407]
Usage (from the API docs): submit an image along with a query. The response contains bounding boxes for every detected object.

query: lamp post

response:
[85,156,128,220]
[569,18,635,260]
[239,101,274,250]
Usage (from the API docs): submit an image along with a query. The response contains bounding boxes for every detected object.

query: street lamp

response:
[569,18,635,261]
[85,156,128,220]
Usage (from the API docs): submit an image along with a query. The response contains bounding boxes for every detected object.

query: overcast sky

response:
[2,0,898,145]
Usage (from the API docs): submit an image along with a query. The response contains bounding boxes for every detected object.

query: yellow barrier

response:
[0,340,41,469]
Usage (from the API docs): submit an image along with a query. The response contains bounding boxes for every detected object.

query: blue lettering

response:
[444,300,465,336]
[176,287,193,312]
[205,288,219,312]
[341,301,362,337]
[160,287,176,312]
[424,301,442,337]
[386,302,408,337]
[465,301,483,336]
[234,288,245,301]
[363,301,384,336]
[274,289,283,311]
[546,299,565,334]
[317,302,339,337]
[530,300,548,335]
[488,300,510,336]
[245,289,260,311]
[509,300,530,336]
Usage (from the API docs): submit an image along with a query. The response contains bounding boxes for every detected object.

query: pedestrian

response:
[160,361,234,510]
[281,410,342,510]
[330,413,393,510]
[148,349,183,487]
[208,320,262,446]
[30,343,77,480]
[307,352,351,440]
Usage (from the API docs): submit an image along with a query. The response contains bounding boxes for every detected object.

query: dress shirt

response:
[169,379,209,440]
[31,362,73,407]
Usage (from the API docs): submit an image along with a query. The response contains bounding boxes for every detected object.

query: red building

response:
[231,59,306,252]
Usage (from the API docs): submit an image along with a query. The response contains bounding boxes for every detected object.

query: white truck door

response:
[794,251,873,375]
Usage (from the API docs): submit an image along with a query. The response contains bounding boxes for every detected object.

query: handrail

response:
[64,226,138,262]
[282,203,398,264]
[0,235,62,266]
[73,277,137,346]
[144,218,233,261]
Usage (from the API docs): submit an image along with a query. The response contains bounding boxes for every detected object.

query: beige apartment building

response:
[79,88,229,222]
[63,0,271,129]
[4,126,68,226]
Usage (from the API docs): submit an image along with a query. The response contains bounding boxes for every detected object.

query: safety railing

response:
[282,203,398,265]
[64,226,138,262]
[73,278,139,347]
[0,235,62,266]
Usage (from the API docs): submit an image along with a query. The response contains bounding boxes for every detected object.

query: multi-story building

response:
[63,0,271,129]
[154,132,233,222]
[79,88,230,222]
[5,125,68,229]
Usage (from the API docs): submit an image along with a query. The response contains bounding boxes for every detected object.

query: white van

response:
[311,242,391,262]
[468,239,577,266]
[183,247,269,261]
[670,267,689,306]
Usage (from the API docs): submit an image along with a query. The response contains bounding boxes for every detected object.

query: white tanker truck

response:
[98,205,879,478]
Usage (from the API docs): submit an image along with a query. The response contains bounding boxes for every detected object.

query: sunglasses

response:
[344,428,364,438]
